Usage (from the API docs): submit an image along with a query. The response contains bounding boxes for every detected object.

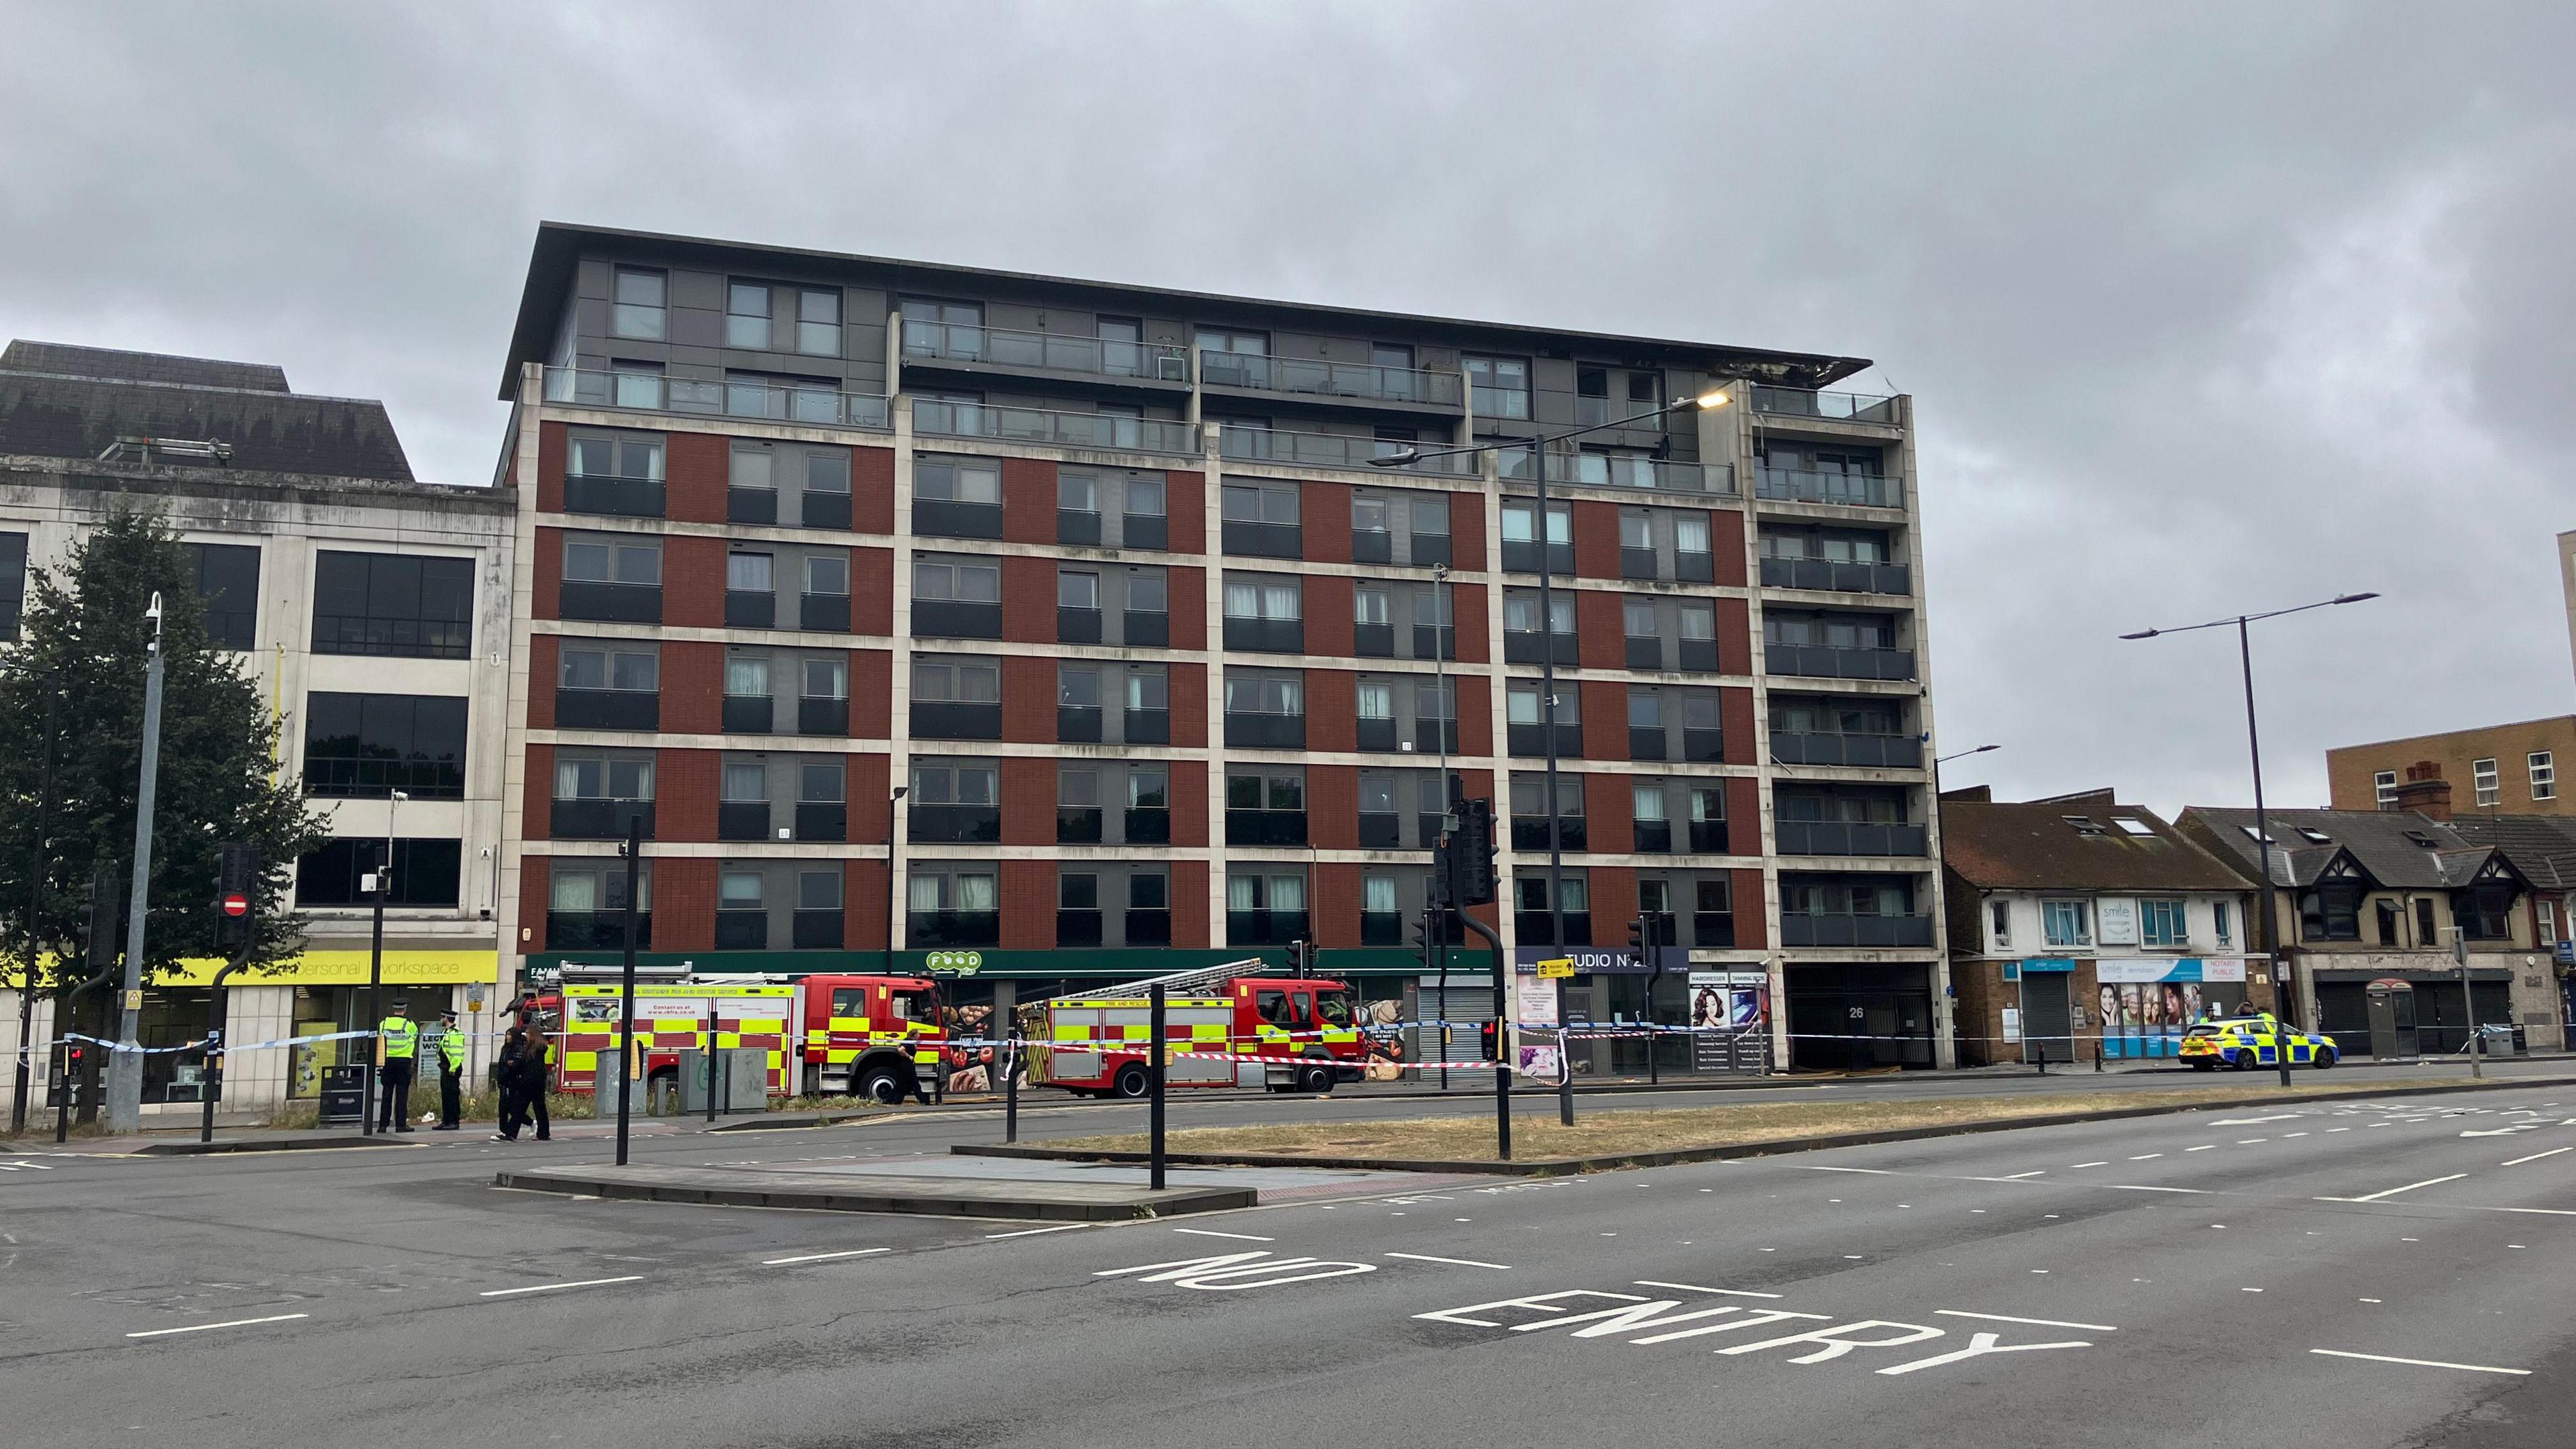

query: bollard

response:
[2034,1041,2047,1075]
[1148,983,1167,1191]
[2094,1037,2104,1073]
[1003,1031,1019,1144]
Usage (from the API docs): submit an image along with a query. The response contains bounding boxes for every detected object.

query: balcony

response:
[1507,722,1583,759]
[1749,386,1900,425]
[794,801,847,843]
[1106,610,1163,650]
[1352,529,1393,565]
[793,910,844,949]
[1358,812,1402,849]
[1503,631,1578,665]
[804,492,853,531]
[1501,449,1731,496]
[1755,468,1903,508]
[1621,545,1658,581]
[1359,911,1403,947]
[1775,820,1929,857]
[1629,725,1666,761]
[1123,708,1171,745]
[798,697,849,736]
[721,695,773,733]
[1058,508,1102,547]
[563,474,664,519]
[1124,808,1171,845]
[1675,550,1715,585]
[554,688,658,732]
[1226,712,1305,750]
[913,398,1197,455]
[724,589,775,629]
[798,593,852,633]
[1780,912,1935,948]
[544,367,891,433]
[1770,733,1922,769]
[1354,621,1395,658]
[1356,715,1398,752]
[1682,727,1723,763]
[546,911,652,951]
[1501,539,1576,576]
[903,319,1190,384]
[1227,909,1311,947]
[1126,908,1173,945]
[1764,645,1917,682]
[1514,911,1591,947]
[1057,606,1102,644]
[1224,617,1304,653]
[1687,820,1730,853]
[1411,624,1457,661]
[1057,806,1104,844]
[910,910,1000,949]
[728,486,777,526]
[1199,351,1463,409]
[1226,810,1308,847]
[1511,817,1587,853]
[549,798,654,841]
[913,599,1001,639]
[1633,819,1672,853]
[910,805,1000,845]
[1625,636,1664,671]
[559,581,661,625]
[1057,909,1104,947]
[1220,425,1472,477]
[1760,557,1913,596]
[915,498,1004,540]
[1221,519,1303,560]
[902,701,989,742]
[717,802,771,841]
[1124,513,1169,551]
[716,912,767,951]
[1692,912,1737,949]
[1057,705,1102,744]
[1676,638,1721,673]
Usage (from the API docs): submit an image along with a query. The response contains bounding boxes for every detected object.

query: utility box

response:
[678,1048,769,1114]
[318,1065,367,1126]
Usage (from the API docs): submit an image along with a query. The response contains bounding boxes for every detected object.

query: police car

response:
[2179,1012,2337,1071]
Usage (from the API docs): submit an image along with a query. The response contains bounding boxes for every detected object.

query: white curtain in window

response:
[726,658,769,696]
[909,876,943,912]
[956,875,997,912]
[1363,877,1397,914]
[551,871,598,912]
[1357,683,1392,719]
[1268,875,1305,911]
[1228,875,1258,911]
[1224,581,1258,618]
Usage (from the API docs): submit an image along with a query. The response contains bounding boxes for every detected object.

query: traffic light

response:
[217,843,258,946]
[1628,917,1647,957]
[1448,798,1497,906]
[1289,939,1310,976]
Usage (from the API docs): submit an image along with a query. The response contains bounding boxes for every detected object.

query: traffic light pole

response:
[615,814,641,1167]
[105,603,167,1134]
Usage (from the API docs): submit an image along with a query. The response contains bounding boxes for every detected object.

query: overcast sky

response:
[5,1,2571,816]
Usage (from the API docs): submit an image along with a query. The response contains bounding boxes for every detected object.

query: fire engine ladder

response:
[1049,957,1270,1005]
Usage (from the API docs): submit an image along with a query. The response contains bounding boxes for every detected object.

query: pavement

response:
[3,1072,2573,1446]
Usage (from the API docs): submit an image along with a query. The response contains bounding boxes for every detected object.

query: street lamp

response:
[1375,387,1736,1124]
[1937,743,2000,766]
[2121,591,2379,1087]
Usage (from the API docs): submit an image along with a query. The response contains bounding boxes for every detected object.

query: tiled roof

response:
[1941,800,2249,892]
[2182,807,2508,890]
[2447,814,2576,892]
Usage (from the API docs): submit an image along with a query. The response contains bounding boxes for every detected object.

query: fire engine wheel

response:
[1297,1063,1335,1095]
[857,1063,910,1104]
[1112,1064,1151,1099]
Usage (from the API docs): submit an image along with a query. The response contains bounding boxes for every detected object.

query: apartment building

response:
[492,223,1950,1077]
[0,341,515,1120]
[1941,788,2256,1067]
[2326,716,2574,819]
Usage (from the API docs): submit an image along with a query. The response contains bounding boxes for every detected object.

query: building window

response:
[1465,355,1529,419]
[2041,899,2090,947]
[726,282,773,350]
[1196,327,1267,358]
[303,693,468,800]
[910,762,998,808]
[1988,900,2010,949]
[910,869,998,914]
[2214,900,2233,947]
[915,457,1002,504]
[914,558,1000,604]
[612,267,666,339]
[562,644,657,692]
[912,658,1000,704]
[310,551,475,660]
[294,837,462,909]
[1225,674,1303,716]
[797,288,842,357]
[557,753,653,804]
[2532,751,2557,802]
[0,530,25,641]
[2538,900,2558,945]
[2373,769,2398,808]
[2473,758,2500,807]
[2139,899,2188,948]
[564,537,661,586]
[1222,483,1300,527]
[178,542,261,651]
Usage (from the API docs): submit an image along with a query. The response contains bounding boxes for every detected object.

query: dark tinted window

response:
[303,693,469,799]
[189,542,260,651]
[0,531,24,641]
[295,837,462,907]
[311,551,474,659]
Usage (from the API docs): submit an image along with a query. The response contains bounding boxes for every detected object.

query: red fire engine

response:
[1024,958,1367,1097]
[536,963,948,1104]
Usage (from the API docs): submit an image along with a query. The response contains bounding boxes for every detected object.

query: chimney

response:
[2390,759,2452,822]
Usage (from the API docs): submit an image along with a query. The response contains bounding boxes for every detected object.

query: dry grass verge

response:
[1046,1078,2457,1164]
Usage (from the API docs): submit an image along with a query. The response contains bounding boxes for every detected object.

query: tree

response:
[0,511,326,1073]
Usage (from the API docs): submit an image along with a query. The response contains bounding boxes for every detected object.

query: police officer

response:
[433,1010,467,1131]
[376,998,419,1133]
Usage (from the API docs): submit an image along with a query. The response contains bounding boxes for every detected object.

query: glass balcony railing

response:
[1780,912,1935,948]
[1749,386,1902,425]
[1199,351,1464,408]
[1758,556,1913,596]
[1219,425,1474,476]
[903,319,1190,382]
[1754,468,1903,508]
[543,367,890,431]
[1774,820,1930,857]
[913,399,1198,455]
[1764,644,1918,682]
[1501,447,1730,495]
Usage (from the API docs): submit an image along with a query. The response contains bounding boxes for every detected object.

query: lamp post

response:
[2121,592,2379,1088]
[362,790,407,1137]
[1377,386,1737,1124]
[105,593,167,1134]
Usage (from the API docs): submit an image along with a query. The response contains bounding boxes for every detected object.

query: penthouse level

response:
[490,222,1951,1075]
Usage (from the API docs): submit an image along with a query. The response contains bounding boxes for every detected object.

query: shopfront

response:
[153,949,500,1106]
[2093,957,2249,1059]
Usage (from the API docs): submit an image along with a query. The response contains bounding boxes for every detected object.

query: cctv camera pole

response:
[615,814,641,1167]
[105,598,168,1134]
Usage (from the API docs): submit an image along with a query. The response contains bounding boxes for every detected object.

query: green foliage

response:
[0,511,327,995]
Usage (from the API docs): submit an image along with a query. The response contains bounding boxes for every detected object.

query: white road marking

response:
[2502,1146,2572,1167]
[2186,1144,2216,1152]
[2506,1207,2576,1217]
[2068,1162,2109,1169]
[2284,1132,2309,1138]
[1387,1252,1511,1270]
[2213,1114,2304,1125]
[1173,1228,1276,1242]
[2321,1174,2467,1204]
[2108,1185,2210,1194]
[985,1223,1089,1238]
[1635,1281,1783,1298]
[126,1313,309,1338]
[1935,1309,2117,1332]
[2326,1127,2351,1133]
[479,1276,643,1297]
[2129,1153,2163,1161]
[1799,1166,1898,1175]
[2236,1139,2268,1144]
[2000,1171,2048,1179]
[761,1248,891,1265]
[2310,1348,2528,1377]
